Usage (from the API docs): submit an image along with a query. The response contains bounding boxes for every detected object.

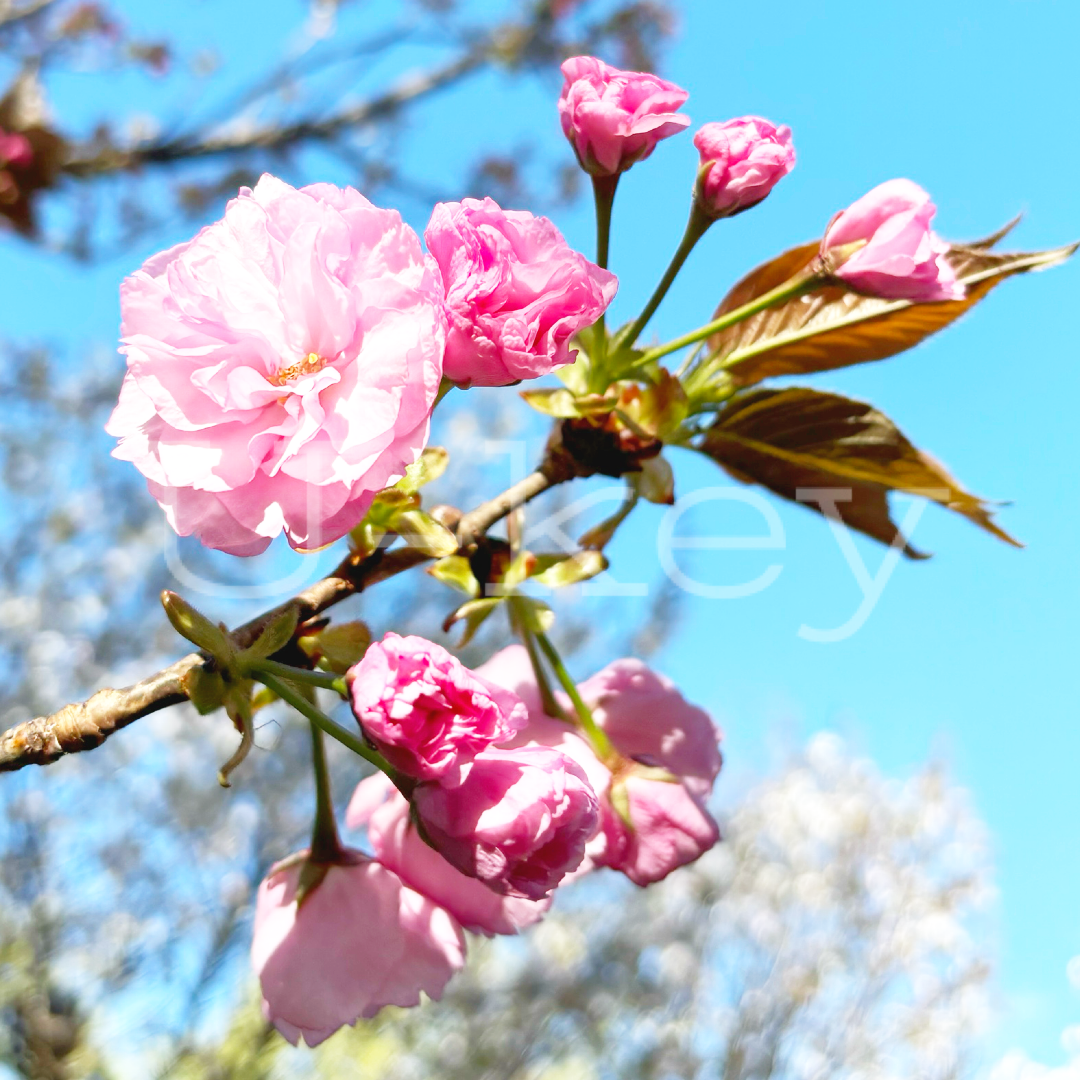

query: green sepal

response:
[443,596,503,647]
[161,590,234,661]
[181,665,228,715]
[241,605,299,663]
[427,555,481,597]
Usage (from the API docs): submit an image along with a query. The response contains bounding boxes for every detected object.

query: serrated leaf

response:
[161,591,234,659]
[531,550,609,588]
[442,597,503,647]
[243,605,299,661]
[393,509,458,557]
[703,234,1078,388]
[395,447,449,494]
[700,387,1019,556]
[427,555,481,597]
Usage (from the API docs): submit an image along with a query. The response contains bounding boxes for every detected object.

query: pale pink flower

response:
[412,746,600,900]
[348,633,527,786]
[347,775,550,936]
[693,117,794,218]
[479,646,723,886]
[821,179,963,302]
[251,850,465,1047]
[106,174,445,556]
[425,197,616,386]
[558,55,690,177]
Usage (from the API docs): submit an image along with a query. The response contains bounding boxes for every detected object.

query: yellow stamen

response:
[269,352,327,386]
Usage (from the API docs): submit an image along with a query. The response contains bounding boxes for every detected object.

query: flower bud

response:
[558,55,690,177]
[693,117,794,219]
[820,179,963,302]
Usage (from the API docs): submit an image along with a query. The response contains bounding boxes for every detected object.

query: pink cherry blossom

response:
[412,745,600,900]
[0,128,33,168]
[106,174,445,555]
[821,179,963,302]
[479,646,723,886]
[348,633,527,786]
[251,850,465,1047]
[558,55,690,177]
[693,117,794,218]
[347,775,550,936]
[425,197,617,386]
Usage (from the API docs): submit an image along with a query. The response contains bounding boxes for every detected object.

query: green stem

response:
[254,670,391,773]
[434,376,455,405]
[634,267,823,370]
[517,617,569,722]
[308,722,343,863]
[619,201,713,352]
[252,658,346,696]
[590,173,619,379]
[535,632,614,760]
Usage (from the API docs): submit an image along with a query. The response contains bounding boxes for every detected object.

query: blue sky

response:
[3,0,1079,1065]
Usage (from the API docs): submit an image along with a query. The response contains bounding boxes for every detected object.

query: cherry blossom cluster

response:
[253,638,722,1046]
[104,50,972,1050]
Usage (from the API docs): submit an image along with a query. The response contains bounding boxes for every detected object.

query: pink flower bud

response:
[0,128,33,169]
[478,646,723,886]
[106,175,446,555]
[348,632,528,786]
[251,851,465,1046]
[347,775,551,936]
[693,117,794,219]
[820,179,963,302]
[412,746,600,900]
[558,55,690,177]
[425,197,617,387]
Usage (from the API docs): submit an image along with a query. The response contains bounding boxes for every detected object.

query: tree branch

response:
[0,459,574,773]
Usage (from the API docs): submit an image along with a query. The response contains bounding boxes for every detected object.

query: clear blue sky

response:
[2,0,1078,1065]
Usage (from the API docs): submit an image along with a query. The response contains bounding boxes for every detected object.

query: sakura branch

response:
[2,44,1073,1053]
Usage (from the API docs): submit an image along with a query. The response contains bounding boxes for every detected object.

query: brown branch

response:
[0,0,55,31]
[0,461,573,773]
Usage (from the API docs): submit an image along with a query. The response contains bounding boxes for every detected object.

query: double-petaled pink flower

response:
[478,646,723,886]
[412,745,600,900]
[693,117,795,219]
[348,633,528,786]
[347,775,551,936]
[558,55,690,177]
[251,850,465,1047]
[106,175,445,556]
[425,197,617,387]
[821,179,963,302]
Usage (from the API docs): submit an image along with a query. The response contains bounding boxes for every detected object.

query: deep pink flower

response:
[106,174,445,556]
[558,55,690,177]
[347,775,551,936]
[425,197,616,387]
[693,117,794,218]
[479,646,723,886]
[412,745,600,900]
[821,179,963,302]
[348,633,528,786]
[0,128,33,168]
[251,850,465,1047]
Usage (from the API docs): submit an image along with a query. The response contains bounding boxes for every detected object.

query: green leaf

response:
[395,447,449,494]
[531,550,609,588]
[427,555,481,597]
[520,387,620,419]
[243,604,299,661]
[700,387,1020,555]
[702,232,1078,388]
[442,597,503,647]
[161,590,234,659]
[392,509,458,557]
[299,621,372,674]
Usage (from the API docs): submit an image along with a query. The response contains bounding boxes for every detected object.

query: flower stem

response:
[308,721,344,863]
[251,658,347,696]
[635,265,823,370]
[513,610,568,722]
[254,669,390,773]
[619,201,713,353]
[590,173,619,378]
[535,632,614,760]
